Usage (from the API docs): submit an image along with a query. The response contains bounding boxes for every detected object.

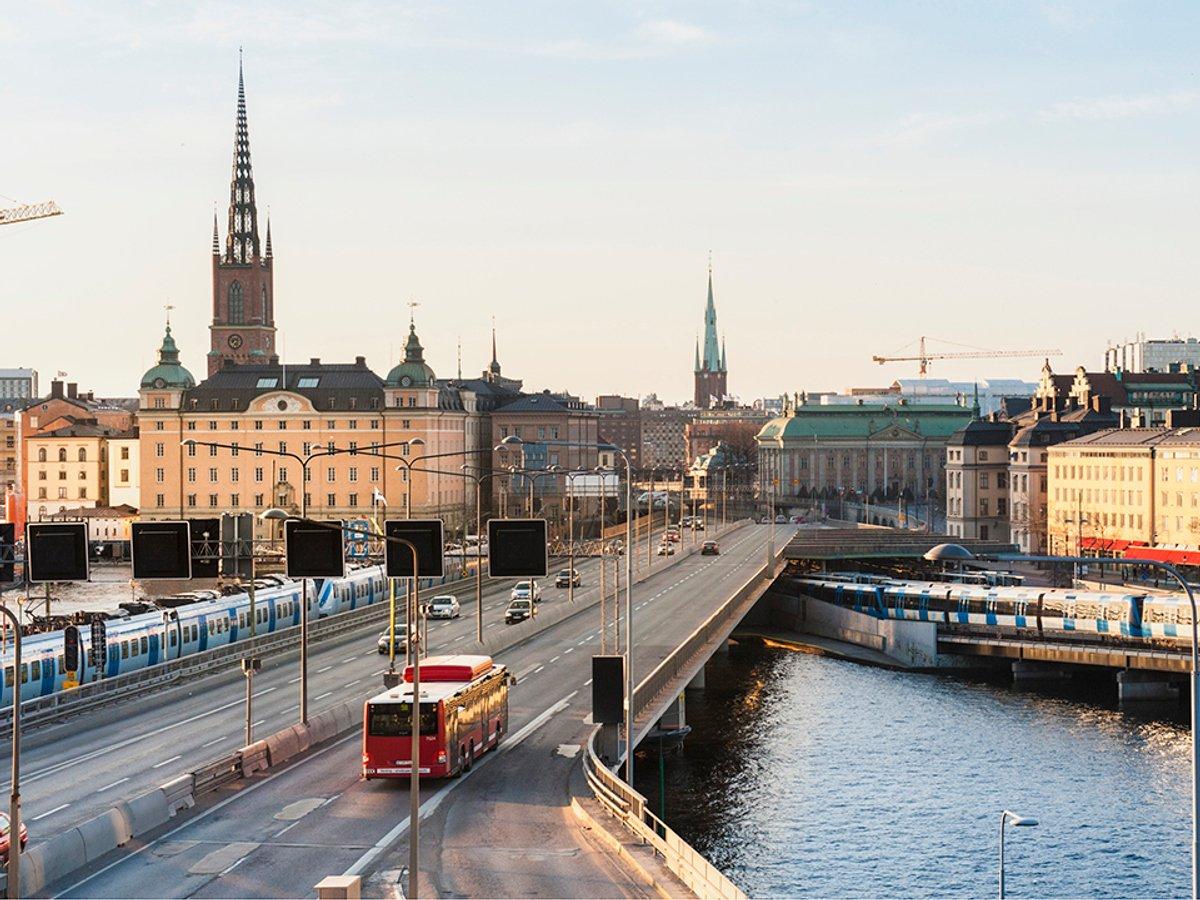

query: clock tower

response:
[209,56,276,376]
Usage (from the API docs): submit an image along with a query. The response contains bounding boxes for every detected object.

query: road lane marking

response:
[315,691,333,701]
[584,678,593,686]
[152,755,182,769]
[564,647,573,654]
[288,676,301,684]
[550,656,559,663]
[256,687,277,697]
[534,666,545,674]
[33,803,69,820]
[96,778,129,793]
[343,657,358,664]
[317,665,333,673]
[202,738,226,749]
[252,720,265,728]
[343,689,578,878]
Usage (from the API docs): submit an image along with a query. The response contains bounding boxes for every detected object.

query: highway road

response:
[0,524,683,840]
[50,522,790,899]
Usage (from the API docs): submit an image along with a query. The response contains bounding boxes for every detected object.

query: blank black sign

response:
[27,522,89,583]
[488,519,548,578]
[131,521,193,580]
[284,519,345,578]
[0,522,13,583]
[384,519,444,578]
[592,655,624,725]
[188,517,221,579]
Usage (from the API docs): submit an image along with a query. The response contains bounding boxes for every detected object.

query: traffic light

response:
[89,617,107,671]
[26,522,89,583]
[284,519,345,578]
[131,521,193,580]
[0,522,13,583]
[487,519,548,578]
[64,625,80,673]
[384,519,444,578]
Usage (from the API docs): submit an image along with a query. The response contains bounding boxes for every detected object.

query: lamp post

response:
[998,809,1038,899]
[926,542,1196,900]
[500,435,637,783]
[562,469,594,604]
[0,605,21,898]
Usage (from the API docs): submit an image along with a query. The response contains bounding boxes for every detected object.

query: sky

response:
[2,1,1198,403]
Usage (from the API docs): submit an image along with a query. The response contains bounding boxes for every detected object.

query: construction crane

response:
[0,200,63,226]
[872,336,1062,377]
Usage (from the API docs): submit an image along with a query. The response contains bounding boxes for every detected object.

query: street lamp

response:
[999,809,1038,899]
[499,434,637,784]
[0,605,22,898]
[927,542,1197,900]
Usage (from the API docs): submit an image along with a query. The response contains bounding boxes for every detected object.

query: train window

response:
[58,656,65,675]
[30,660,39,681]
[239,612,246,628]
[121,641,128,660]
[141,636,148,655]
[20,664,27,684]
[169,631,177,646]
[3,666,10,688]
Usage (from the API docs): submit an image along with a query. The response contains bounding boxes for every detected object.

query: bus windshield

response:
[368,702,438,737]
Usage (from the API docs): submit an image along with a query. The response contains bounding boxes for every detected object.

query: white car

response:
[426,595,461,619]
[657,542,676,556]
[510,580,542,603]
[775,514,788,524]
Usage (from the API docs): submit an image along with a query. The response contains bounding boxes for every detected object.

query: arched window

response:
[57,448,67,462]
[78,448,87,462]
[37,448,46,463]
[228,281,244,324]
[262,285,270,323]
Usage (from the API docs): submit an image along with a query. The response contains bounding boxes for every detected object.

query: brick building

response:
[594,395,641,471]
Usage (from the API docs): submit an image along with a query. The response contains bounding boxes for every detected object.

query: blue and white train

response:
[0,566,391,707]
[795,576,1197,647]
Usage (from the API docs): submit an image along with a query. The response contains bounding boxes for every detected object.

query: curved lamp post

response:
[999,809,1038,899]
[927,542,1197,900]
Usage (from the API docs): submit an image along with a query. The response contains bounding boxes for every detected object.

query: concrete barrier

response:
[290,722,313,754]
[119,787,170,834]
[161,773,196,816]
[28,826,87,891]
[306,711,338,745]
[77,806,133,862]
[265,726,301,767]
[238,740,270,776]
[18,844,47,895]
[332,700,356,735]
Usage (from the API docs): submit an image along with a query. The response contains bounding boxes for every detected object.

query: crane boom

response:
[872,336,1062,376]
[0,201,63,226]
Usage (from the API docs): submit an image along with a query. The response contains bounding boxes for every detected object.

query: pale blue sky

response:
[3,2,1197,402]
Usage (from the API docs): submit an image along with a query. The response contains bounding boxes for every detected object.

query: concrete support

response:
[1117,669,1180,704]
[316,876,361,899]
[1011,660,1076,683]
[659,693,686,731]
[686,667,706,691]
[596,723,620,766]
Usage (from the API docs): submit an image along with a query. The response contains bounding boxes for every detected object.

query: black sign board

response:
[89,617,107,669]
[384,519,444,578]
[26,522,89,583]
[188,517,220,579]
[220,512,255,579]
[131,521,193,581]
[284,519,345,578]
[0,522,13,583]
[64,625,80,672]
[592,655,625,725]
[487,519,548,578]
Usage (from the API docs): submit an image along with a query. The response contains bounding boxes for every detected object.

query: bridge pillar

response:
[659,693,686,731]
[687,667,706,691]
[596,723,620,766]
[1011,660,1075,683]
[1117,670,1180,705]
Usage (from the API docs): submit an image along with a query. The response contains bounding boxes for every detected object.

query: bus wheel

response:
[467,742,476,770]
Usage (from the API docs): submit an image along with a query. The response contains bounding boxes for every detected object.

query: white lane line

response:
[343,689,578,877]
[252,719,265,728]
[33,803,69,821]
[219,855,248,877]
[564,647,573,654]
[452,636,466,643]
[343,657,358,664]
[534,666,545,674]
[288,676,301,684]
[576,639,587,646]
[550,656,560,663]
[347,679,361,687]
[584,678,593,686]
[202,737,226,749]
[256,687,277,697]
[96,777,129,793]
[314,691,333,701]
[317,665,333,673]
[274,820,300,838]
[152,755,182,769]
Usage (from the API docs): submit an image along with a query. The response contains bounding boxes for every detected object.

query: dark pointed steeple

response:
[264,216,273,259]
[211,210,219,255]
[225,51,260,264]
[694,335,701,373]
[489,320,501,376]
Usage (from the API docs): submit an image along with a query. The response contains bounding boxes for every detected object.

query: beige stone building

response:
[25,424,136,521]
[945,417,1014,542]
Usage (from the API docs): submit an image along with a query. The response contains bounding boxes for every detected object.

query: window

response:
[254,442,264,456]
[402,420,411,429]
[278,441,287,454]
[254,420,264,430]
[156,493,164,508]
[209,494,218,507]
[327,467,336,481]
[303,442,312,456]
[231,443,240,457]
[229,281,244,323]
[153,397,165,409]
[279,421,288,430]
[37,448,46,462]
[348,419,358,430]
[187,494,197,507]
[298,377,319,389]
[230,492,240,508]
[207,422,217,432]
[254,493,264,507]
[979,473,989,489]
[980,498,989,516]
[255,379,277,391]
[279,468,289,483]
[187,443,196,457]
[37,488,46,499]
[77,448,87,462]
[120,469,129,482]
[155,467,164,483]
[231,468,240,483]
[349,493,358,507]
[255,467,264,483]
[187,421,197,431]
[327,492,336,506]
[370,467,380,481]
[327,420,336,429]
[408,397,416,407]
[209,467,218,482]
[303,420,312,430]
[349,467,358,483]
[187,467,197,483]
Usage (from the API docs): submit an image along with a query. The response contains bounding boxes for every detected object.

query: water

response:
[635,643,1191,898]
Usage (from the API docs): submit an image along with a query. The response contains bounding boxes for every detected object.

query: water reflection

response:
[635,641,1190,898]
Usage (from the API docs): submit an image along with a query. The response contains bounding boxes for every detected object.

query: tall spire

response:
[457,336,462,380]
[211,208,219,255]
[971,382,981,419]
[489,318,501,375]
[225,50,260,265]
[721,334,727,372]
[700,260,720,372]
[694,334,701,373]
[264,215,272,259]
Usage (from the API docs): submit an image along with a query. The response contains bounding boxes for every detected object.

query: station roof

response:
[784,528,1016,560]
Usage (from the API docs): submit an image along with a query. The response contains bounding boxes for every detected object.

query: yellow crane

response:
[873,335,1062,377]
[0,200,63,226]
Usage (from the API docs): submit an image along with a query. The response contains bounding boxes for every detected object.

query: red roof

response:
[404,654,493,684]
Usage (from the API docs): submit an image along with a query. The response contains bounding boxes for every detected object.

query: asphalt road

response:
[48,523,789,898]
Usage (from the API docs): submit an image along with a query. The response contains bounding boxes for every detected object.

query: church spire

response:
[701,262,720,372]
[264,216,272,259]
[694,334,701,373]
[211,209,219,255]
[489,319,501,375]
[225,50,260,264]
[721,334,727,372]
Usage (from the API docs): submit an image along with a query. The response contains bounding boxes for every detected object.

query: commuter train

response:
[0,566,392,707]
[795,576,1197,647]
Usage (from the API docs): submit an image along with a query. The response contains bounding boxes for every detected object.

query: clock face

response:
[227,333,244,350]
[400,375,412,387]
[153,377,166,389]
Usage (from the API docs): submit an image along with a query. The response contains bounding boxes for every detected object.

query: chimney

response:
[67,383,78,399]
[310,358,320,366]
[355,356,366,368]
[1092,395,1111,414]
[50,380,63,399]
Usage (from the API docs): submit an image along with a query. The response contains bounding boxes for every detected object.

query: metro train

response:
[795,576,1197,647]
[0,566,391,707]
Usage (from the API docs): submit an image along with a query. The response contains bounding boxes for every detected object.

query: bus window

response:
[368,702,438,737]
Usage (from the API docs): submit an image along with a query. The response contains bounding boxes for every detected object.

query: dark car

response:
[555,568,581,588]
[505,598,534,624]
[377,624,409,654]
[700,540,719,555]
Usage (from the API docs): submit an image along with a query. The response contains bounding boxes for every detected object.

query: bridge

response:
[2,520,793,897]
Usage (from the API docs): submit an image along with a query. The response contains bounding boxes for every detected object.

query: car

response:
[426,595,461,619]
[555,569,581,588]
[790,515,803,524]
[505,598,535,624]
[657,542,676,556]
[510,580,542,603]
[692,520,706,531]
[665,528,681,543]
[700,540,720,555]
[774,514,788,524]
[0,812,27,862]
[377,623,409,654]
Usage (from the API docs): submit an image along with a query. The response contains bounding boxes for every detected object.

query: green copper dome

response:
[141,325,196,389]
[386,322,436,388]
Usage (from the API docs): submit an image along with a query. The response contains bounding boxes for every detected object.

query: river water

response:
[634,642,1190,898]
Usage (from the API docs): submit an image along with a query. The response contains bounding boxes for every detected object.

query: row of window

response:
[164,465,383,485]
[156,492,377,509]
[159,440,404,459]
[1053,463,1146,482]
[35,487,85,500]
[1054,488,1145,506]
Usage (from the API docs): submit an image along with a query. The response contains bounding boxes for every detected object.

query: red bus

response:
[362,654,510,779]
